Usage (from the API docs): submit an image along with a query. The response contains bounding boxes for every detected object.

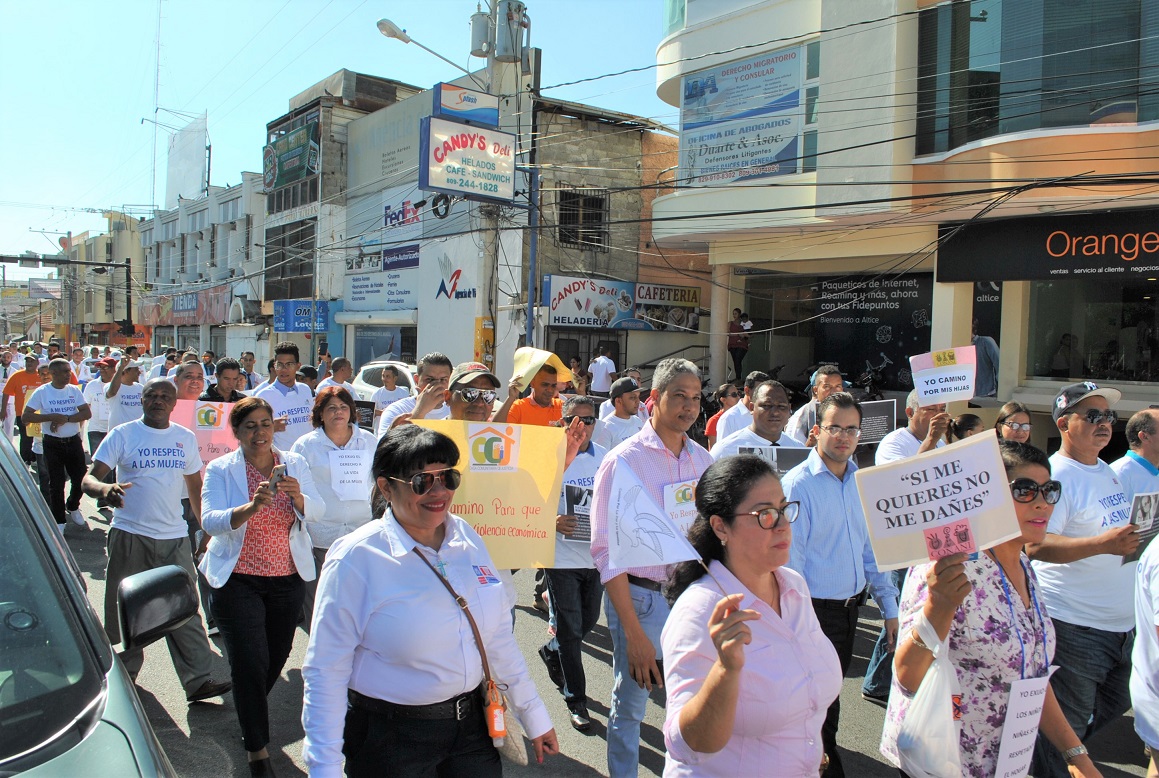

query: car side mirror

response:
[118,565,198,652]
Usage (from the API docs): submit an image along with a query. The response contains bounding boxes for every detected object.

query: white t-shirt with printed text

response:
[25,383,87,438]
[254,381,316,450]
[108,381,144,430]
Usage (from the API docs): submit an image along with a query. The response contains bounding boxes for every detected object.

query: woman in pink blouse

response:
[881,442,1100,777]
[662,454,841,777]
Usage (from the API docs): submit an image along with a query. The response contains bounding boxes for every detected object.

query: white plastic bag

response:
[894,614,963,778]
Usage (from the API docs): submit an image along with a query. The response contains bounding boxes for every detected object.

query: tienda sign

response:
[419,116,516,203]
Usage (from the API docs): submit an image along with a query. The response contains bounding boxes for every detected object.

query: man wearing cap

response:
[497,347,573,427]
[1029,382,1139,777]
[439,361,501,422]
[715,370,769,440]
[376,353,454,436]
[2,354,41,463]
[590,358,713,778]
[592,377,643,450]
[296,365,319,393]
[1111,408,1159,502]
[106,356,145,431]
[83,357,116,458]
[599,367,649,423]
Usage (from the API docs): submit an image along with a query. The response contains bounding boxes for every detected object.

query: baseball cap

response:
[96,357,118,369]
[609,376,641,402]
[511,347,573,392]
[1051,381,1122,422]
[448,361,500,390]
[297,365,318,380]
[22,353,38,364]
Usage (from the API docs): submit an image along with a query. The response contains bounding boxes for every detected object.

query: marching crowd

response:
[10,335,1159,777]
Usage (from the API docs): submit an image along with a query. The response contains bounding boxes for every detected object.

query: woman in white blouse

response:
[201,396,324,776]
[301,425,558,777]
[663,454,841,777]
[290,386,377,621]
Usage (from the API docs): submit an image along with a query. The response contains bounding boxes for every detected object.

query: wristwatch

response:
[1062,744,1089,763]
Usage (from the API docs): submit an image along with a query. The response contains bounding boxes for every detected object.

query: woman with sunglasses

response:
[302,425,559,777]
[290,387,379,623]
[662,455,841,776]
[881,442,1100,778]
[995,400,1034,444]
[200,397,325,776]
[704,383,740,448]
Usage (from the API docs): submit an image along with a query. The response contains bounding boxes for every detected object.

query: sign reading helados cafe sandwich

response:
[544,274,702,332]
[419,115,516,203]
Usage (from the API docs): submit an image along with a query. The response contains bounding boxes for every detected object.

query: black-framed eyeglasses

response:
[733,502,800,530]
[1001,421,1032,431]
[563,415,597,426]
[1009,478,1062,504]
[1073,409,1118,426]
[389,468,462,495]
[819,425,862,438]
[456,387,497,405]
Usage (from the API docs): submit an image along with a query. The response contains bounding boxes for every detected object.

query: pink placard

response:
[923,517,978,561]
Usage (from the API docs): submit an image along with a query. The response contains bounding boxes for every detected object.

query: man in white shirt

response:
[147,351,179,381]
[1029,382,1139,777]
[874,389,949,465]
[710,379,805,460]
[587,346,617,398]
[106,357,145,431]
[239,350,264,391]
[598,367,649,422]
[315,356,357,396]
[254,341,316,450]
[32,341,49,365]
[593,377,644,450]
[1111,408,1159,501]
[540,394,607,733]
[24,358,91,529]
[83,357,116,455]
[715,370,769,441]
[0,350,17,442]
[81,378,231,703]
[376,353,453,437]
[784,364,844,446]
[68,347,92,383]
[372,364,410,425]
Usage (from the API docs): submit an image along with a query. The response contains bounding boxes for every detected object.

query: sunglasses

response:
[1009,478,1062,504]
[1001,421,1032,431]
[389,468,462,495]
[722,391,739,398]
[456,387,497,404]
[1073,409,1118,425]
[563,415,597,426]
[734,502,800,530]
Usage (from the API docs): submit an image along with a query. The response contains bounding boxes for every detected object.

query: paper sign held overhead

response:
[855,431,1021,571]
[909,345,977,406]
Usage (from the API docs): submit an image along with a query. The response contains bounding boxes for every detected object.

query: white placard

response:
[993,668,1057,778]
[328,449,372,502]
[607,466,699,571]
[909,346,978,406]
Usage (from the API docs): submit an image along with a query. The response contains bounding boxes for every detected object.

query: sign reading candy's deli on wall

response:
[419,116,516,203]
[544,275,703,331]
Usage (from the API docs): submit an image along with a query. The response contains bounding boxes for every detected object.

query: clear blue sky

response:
[0,0,671,277]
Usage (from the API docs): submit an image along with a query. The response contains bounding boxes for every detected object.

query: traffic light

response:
[118,320,135,337]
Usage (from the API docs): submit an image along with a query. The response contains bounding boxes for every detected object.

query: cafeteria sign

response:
[545,274,702,331]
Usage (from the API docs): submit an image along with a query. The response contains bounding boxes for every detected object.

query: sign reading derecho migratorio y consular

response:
[679,44,804,186]
[419,116,516,202]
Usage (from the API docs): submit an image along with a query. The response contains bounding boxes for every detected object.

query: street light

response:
[376,18,488,90]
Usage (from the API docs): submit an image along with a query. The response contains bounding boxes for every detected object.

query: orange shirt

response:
[3,371,44,415]
[508,397,563,426]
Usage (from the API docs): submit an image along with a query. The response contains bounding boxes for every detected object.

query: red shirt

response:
[234,454,297,577]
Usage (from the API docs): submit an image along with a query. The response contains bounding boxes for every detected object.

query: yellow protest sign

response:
[414,419,566,568]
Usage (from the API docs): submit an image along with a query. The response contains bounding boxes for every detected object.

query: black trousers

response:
[544,567,604,703]
[812,600,860,778]
[211,572,304,752]
[43,434,86,524]
[15,417,34,464]
[728,347,747,380]
[342,698,501,778]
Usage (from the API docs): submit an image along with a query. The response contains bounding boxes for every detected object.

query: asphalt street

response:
[66,493,1150,777]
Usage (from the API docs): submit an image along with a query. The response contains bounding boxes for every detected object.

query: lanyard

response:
[988,552,1047,680]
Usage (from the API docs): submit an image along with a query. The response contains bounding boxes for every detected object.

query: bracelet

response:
[1062,744,1088,763]
[910,629,935,655]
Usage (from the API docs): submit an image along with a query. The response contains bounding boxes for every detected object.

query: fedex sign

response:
[385,200,419,229]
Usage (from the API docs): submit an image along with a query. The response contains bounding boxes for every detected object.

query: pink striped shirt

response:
[662,561,842,777]
[590,420,713,584]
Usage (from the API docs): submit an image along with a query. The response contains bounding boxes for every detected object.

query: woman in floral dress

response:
[880,442,1101,777]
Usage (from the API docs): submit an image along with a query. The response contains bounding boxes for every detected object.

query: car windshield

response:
[0,491,102,763]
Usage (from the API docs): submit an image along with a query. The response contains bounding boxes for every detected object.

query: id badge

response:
[662,481,698,534]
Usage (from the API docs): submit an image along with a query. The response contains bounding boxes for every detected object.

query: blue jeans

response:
[544,568,603,704]
[863,568,907,698]
[604,583,669,778]
[1031,618,1134,777]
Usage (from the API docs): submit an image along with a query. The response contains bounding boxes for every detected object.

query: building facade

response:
[59,211,148,348]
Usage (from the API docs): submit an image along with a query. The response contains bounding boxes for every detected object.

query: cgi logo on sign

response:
[195,403,228,430]
[467,424,520,472]
[384,201,419,229]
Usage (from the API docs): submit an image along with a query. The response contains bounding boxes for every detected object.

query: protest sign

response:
[329,449,373,502]
[414,419,565,568]
[855,430,1021,571]
[859,399,898,446]
[1123,491,1159,565]
[355,400,376,431]
[172,399,237,472]
[607,465,699,571]
[993,667,1057,778]
[563,485,593,544]
[909,346,977,406]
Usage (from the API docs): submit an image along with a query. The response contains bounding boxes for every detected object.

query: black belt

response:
[348,688,479,721]
[812,590,868,610]
[627,574,662,592]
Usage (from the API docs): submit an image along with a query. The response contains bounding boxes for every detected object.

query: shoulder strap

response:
[412,547,493,684]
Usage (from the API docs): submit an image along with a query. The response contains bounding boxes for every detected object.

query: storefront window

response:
[1028,278,1159,381]
[917,0,1159,155]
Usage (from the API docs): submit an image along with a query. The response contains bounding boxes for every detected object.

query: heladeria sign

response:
[419,116,516,203]
[938,208,1159,282]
